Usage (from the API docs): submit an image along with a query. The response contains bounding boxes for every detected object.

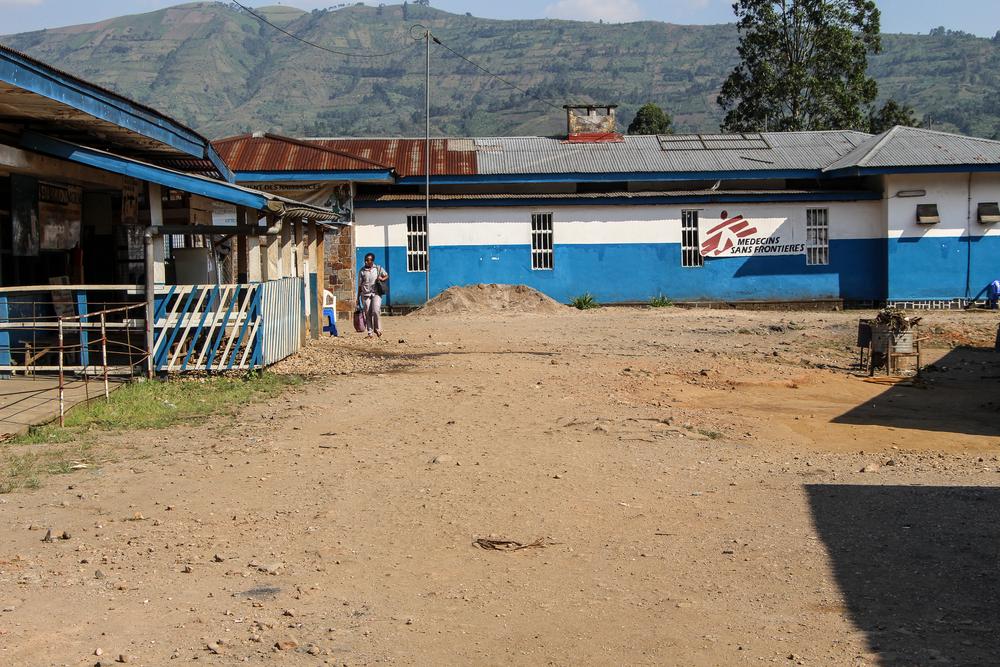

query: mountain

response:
[4,2,1000,139]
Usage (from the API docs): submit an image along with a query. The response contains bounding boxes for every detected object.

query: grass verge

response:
[2,373,302,493]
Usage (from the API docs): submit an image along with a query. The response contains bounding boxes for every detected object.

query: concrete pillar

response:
[280,220,293,279]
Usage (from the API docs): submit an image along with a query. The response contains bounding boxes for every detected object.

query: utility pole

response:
[424,26,431,304]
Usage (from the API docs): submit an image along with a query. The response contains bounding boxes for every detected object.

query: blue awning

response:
[20,132,337,219]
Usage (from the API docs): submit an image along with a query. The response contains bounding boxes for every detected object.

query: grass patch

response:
[697,429,723,440]
[2,373,302,493]
[570,293,600,310]
[650,294,673,308]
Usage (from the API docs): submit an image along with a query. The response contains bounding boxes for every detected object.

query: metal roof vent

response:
[977,202,1000,224]
[251,131,266,139]
[916,203,940,224]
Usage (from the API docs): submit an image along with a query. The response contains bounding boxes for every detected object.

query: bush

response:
[650,294,673,307]
[570,293,600,310]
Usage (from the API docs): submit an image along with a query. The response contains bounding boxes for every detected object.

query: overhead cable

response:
[430,35,565,112]
[230,0,415,58]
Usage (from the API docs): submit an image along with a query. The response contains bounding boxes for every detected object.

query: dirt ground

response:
[1,304,999,666]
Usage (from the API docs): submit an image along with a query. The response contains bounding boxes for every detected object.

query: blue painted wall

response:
[888,234,1000,300]
[359,238,886,305]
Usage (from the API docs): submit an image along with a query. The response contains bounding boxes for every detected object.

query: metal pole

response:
[100,312,110,401]
[79,318,89,402]
[144,230,155,379]
[57,317,65,427]
[424,28,431,304]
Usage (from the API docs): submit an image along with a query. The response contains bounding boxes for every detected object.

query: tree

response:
[868,99,919,134]
[627,103,674,135]
[718,0,882,133]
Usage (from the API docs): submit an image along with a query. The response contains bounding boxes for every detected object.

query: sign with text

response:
[699,210,804,258]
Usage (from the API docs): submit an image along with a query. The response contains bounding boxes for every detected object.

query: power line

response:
[230,0,415,58]
[431,35,565,112]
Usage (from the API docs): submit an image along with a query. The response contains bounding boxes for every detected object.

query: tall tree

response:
[718,0,882,133]
[868,99,919,134]
[627,103,674,135]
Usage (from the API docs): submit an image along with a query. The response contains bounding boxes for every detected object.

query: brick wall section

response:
[324,225,356,316]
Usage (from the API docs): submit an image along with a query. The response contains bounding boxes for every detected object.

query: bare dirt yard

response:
[2,300,999,666]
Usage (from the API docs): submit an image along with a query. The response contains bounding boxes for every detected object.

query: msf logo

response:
[700,210,757,257]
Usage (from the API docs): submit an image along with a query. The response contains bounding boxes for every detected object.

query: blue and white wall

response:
[355,200,884,305]
[885,173,1000,301]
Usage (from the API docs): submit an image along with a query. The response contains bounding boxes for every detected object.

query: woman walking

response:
[357,252,388,337]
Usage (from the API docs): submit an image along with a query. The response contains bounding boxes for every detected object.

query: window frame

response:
[805,208,830,266]
[531,212,554,271]
[681,209,704,268]
[405,214,427,273]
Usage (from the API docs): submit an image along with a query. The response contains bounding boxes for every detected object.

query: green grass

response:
[2,373,302,494]
[650,294,673,308]
[570,293,600,310]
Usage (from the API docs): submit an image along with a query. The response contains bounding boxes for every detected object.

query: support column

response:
[247,236,262,282]
[280,220,293,279]
[306,223,319,338]
[236,207,250,283]
[145,183,165,378]
[315,226,326,331]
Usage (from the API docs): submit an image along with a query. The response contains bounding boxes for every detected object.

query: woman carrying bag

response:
[356,252,389,338]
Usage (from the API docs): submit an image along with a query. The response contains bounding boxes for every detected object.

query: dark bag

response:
[374,279,386,296]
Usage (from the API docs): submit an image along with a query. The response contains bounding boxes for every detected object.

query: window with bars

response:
[681,210,703,268]
[406,215,427,272]
[531,213,554,270]
[806,208,829,266]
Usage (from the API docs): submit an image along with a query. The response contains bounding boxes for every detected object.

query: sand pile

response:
[414,284,570,317]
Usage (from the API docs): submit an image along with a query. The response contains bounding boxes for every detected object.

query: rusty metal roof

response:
[213,133,393,173]
[213,134,480,177]
[316,138,478,177]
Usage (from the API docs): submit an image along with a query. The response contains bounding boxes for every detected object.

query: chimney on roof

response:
[563,105,622,143]
[251,131,265,139]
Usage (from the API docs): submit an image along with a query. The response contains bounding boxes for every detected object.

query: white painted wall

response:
[885,173,1000,239]
[354,200,883,247]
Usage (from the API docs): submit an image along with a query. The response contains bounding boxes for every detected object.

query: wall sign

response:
[38,181,82,250]
[699,210,805,258]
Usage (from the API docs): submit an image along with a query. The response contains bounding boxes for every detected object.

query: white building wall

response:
[355,200,883,248]
[885,172,1000,239]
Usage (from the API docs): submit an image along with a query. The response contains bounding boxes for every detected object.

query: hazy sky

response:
[0,0,997,37]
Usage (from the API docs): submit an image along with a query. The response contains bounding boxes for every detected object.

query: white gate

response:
[260,277,303,366]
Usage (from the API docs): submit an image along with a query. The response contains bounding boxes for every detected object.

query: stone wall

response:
[324,225,355,316]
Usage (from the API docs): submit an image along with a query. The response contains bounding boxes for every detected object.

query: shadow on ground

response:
[807,484,1000,665]
[833,347,1000,437]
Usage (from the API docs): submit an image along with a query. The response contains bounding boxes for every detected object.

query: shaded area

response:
[0,376,124,437]
[807,484,1000,666]
[833,346,1000,437]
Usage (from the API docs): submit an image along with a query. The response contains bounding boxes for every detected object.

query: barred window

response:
[681,210,703,268]
[806,208,829,266]
[531,213,553,270]
[406,215,427,272]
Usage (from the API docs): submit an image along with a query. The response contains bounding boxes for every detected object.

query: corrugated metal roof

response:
[319,138,478,177]
[213,133,392,173]
[473,131,870,175]
[824,126,1000,171]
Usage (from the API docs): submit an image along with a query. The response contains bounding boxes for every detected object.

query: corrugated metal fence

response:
[260,277,302,366]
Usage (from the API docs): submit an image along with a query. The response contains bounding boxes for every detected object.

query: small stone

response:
[861,463,880,473]
[282,609,296,617]
[2,605,15,612]
[307,645,321,655]
[181,565,193,574]
[431,455,452,464]
[212,554,225,563]
[116,655,130,664]
[275,640,298,651]
[60,531,71,540]
[95,648,104,657]
[94,570,106,580]
[42,529,53,543]
[206,642,223,655]
[259,562,283,575]
[405,618,413,625]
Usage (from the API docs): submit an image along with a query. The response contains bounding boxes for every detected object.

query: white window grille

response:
[531,213,554,270]
[406,215,427,272]
[806,208,829,266]
[681,210,703,268]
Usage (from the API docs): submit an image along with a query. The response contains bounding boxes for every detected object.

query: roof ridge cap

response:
[263,133,392,170]
[854,126,900,167]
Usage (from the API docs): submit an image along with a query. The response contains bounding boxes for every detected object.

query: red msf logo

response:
[700,211,758,257]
